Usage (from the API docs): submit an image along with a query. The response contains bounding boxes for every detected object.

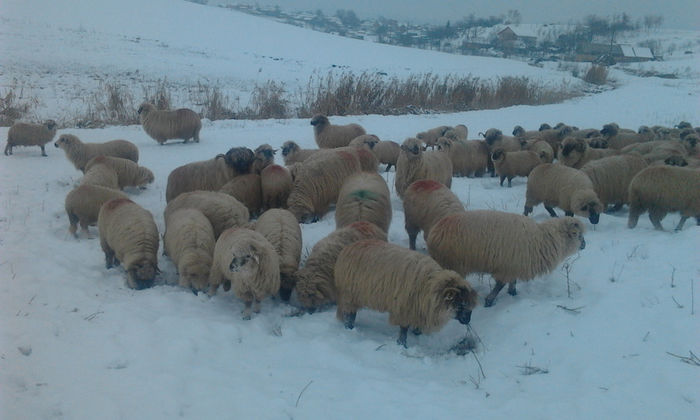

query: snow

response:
[1,1,699,419]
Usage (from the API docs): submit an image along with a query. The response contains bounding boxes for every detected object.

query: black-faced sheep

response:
[600,122,654,150]
[164,190,250,239]
[521,139,555,164]
[165,147,255,202]
[294,221,387,311]
[427,211,586,307]
[491,148,543,187]
[251,209,302,301]
[481,128,522,152]
[260,164,293,211]
[311,114,366,149]
[251,144,276,174]
[335,240,478,347]
[219,174,263,218]
[65,184,129,238]
[163,208,215,294]
[444,124,468,141]
[533,125,574,155]
[280,141,319,165]
[335,172,392,233]
[348,134,380,150]
[84,155,154,190]
[395,137,453,198]
[524,163,604,224]
[208,228,280,319]
[137,102,201,145]
[580,154,648,212]
[416,125,450,150]
[627,165,700,231]
[402,179,465,250]
[558,137,619,169]
[80,163,120,190]
[436,137,489,177]
[5,120,57,156]
[371,140,401,172]
[54,134,139,172]
[98,198,159,290]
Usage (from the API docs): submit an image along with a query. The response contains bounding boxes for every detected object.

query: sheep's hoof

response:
[484,296,495,307]
[397,327,408,348]
[342,312,356,329]
[507,283,517,296]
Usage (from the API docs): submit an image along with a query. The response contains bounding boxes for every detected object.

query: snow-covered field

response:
[1,1,699,419]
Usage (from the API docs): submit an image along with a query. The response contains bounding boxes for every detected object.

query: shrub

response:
[0,85,39,127]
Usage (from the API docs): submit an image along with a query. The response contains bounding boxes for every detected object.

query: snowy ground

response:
[1,1,699,419]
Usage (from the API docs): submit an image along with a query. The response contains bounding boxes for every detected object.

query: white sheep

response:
[335,172,392,233]
[557,137,619,169]
[164,190,250,239]
[251,143,276,174]
[65,184,129,238]
[427,210,586,307]
[4,120,57,156]
[84,155,154,190]
[436,137,490,177]
[491,148,543,187]
[163,208,216,293]
[219,174,263,218]
[311,114,366,149]
[416,125,449,150]
[395,137,453,198]
[137,102,201,144]
[260,164,293,211]
[54,134,139,172]
[402,179,465,250]
[580,154,648,212]
[80,163,120,190]
[444,124,468,141]
[280,140,319,165]
[371,140,401,172]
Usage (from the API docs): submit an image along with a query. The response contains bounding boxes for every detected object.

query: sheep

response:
[137,102,201,145]
[207,228,280,319]
[164,190,250,239]
[427,210,585,307]
[371,140,401,172]
[5,120,57,156]
[163,208,215,294]
[416,125,449,150]
[600,122,654,149]
[64,184,129,238]
[436,137,489,177]
[491,148,543,187]
[80,163,120,190]
[444,124,468,141]
[348,134,380,150]
[523,163,604,224]
[219,174,263,218]
[532,125,574,156]
[84,155,154,190]
[260,164,293,211]
[97,198,159,290]
[627,165,700,231]
[54,134,139,172]
[395,137,453,199]
[310,114,366,149]
[280,140,319,165]
[334,172,392,233]
[165,146,255,202]
[335,240,478,347]
[639,139,695,165]
[480,128,522,152]
[251,143,276,174]
[557,137,619,169]
[512,125,541,141]
[521,139,555,163]
[251,209,302,301]
[664,155,700,169]
[581,154,649,212]
[294,221,387,311]
[402,179,465,250]
[286,148,363,223]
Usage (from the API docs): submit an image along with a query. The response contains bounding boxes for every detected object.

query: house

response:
[495,25,539,48]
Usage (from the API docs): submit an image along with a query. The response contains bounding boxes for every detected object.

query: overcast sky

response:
[220,0,699,29]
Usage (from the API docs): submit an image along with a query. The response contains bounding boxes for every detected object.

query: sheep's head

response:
[294,272,334,311]
[137,102,155,116]
[400,138,423,158]
[222,147,255,174]
[587,137,608,149]
[538,123,552,131]
[560,138,585,157]
[682,134,698,154]
[436,137,453,152]
[126,260,157,290]
[281,141,299,157]
[571,190,603,225]
[512,125,525,137]
[227,244,260,277]
[482,128,502,145]
[45,120,57,131]
[675,121,692,130]
[491,148,506,163]
[54,134,78,149]
[560,217,586,251]
[310,114,329,127]
[600,123,619,137]
[179,258,211,294]
[664,155,688,167]
[431,272,478,326]
[557,125,574,139]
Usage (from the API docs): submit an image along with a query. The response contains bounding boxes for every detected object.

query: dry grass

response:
[0,85,39,127]
[584,65,609,85]
[190,82,235,121]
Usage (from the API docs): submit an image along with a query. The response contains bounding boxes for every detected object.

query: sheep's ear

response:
[400,144,410,152]
[443,287,459,302]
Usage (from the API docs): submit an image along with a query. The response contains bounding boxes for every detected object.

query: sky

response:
[217,0,700,29]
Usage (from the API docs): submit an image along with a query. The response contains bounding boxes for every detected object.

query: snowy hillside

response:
[1,1,699,419]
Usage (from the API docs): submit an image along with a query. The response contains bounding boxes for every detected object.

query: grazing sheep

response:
[427,211,586,307]
[294,221,387,311]
[84,155,154,190]
[260,164,293,211]
[348,134,380,150]
[163,208,215,293]
[286,148,362,223]
[436,137,490,177]
[219,174,263,218]
[491,148,543,187]
[164,190,250,239]
[395,137,453,198]
[627,165,700,231]
[252,209,302,301]
[581,154,649,212]
[98,198,159,290]
[521,139,555,164]
[335,240,477,347]
[416,125,450,150]
[80,163,120,190]
[280,141,319,165]
[65,184,129,238]
[600,122,654,150]
[444,124,468,141]
[165,147,255,202]
[311,114,366,149]
[251,144,276,174]
[558,137,619,169]
[137,102,201,145]
[208,228,280,319]
[402,180,465,250]
[5,120,57,156]
[54,134,139,172]
[371,140,401,172]
[335,172,392,232]
[524,163,603,224]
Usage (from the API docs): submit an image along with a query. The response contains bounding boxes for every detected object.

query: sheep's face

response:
[295,273,333,310]
[491,149,505,163]
[483,129,502,145]
[512,125,525,137]
[45,120,57,131]
[227,246,260,277]
[676,121,692,130]
[600,123,618,137]
[683,135,698,153]
[310,114,328,127]
[664,155,687,167]
[538,123,552,131]
[557,125,574,139]
[436,138,452,152]
[561,217,586,250]
[223,147,255,174]
[587,137,608,149]
[281,141,298,157]
[560,139,585,157]
[137,102,154,116]
[181,262,211,293]
[54,134,75,149]
[400,139,422,158]
[127,261,156,290]
[571,191,603,225]
[439,279,478,326]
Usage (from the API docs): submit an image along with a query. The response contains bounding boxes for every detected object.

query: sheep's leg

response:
[103,248,116,269]
[507,177,513,188]
[341,311,356,329]
[648,208,666,231]
[564,210,574,217]
[627,206,642,228]
[40,145,47,157]
[674,216,689,232]
[545,206,558,217]
[499,176,506,187]
[406,224,419,250]
[4,144,11,155]
[412,328,422,336]
[508,281,517,296]
[385,164,393,172]
[523,205,533,216]
[253,300,261,314]
[242,301,253,320]
[485,281,507,307]
[397,327,409,348]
